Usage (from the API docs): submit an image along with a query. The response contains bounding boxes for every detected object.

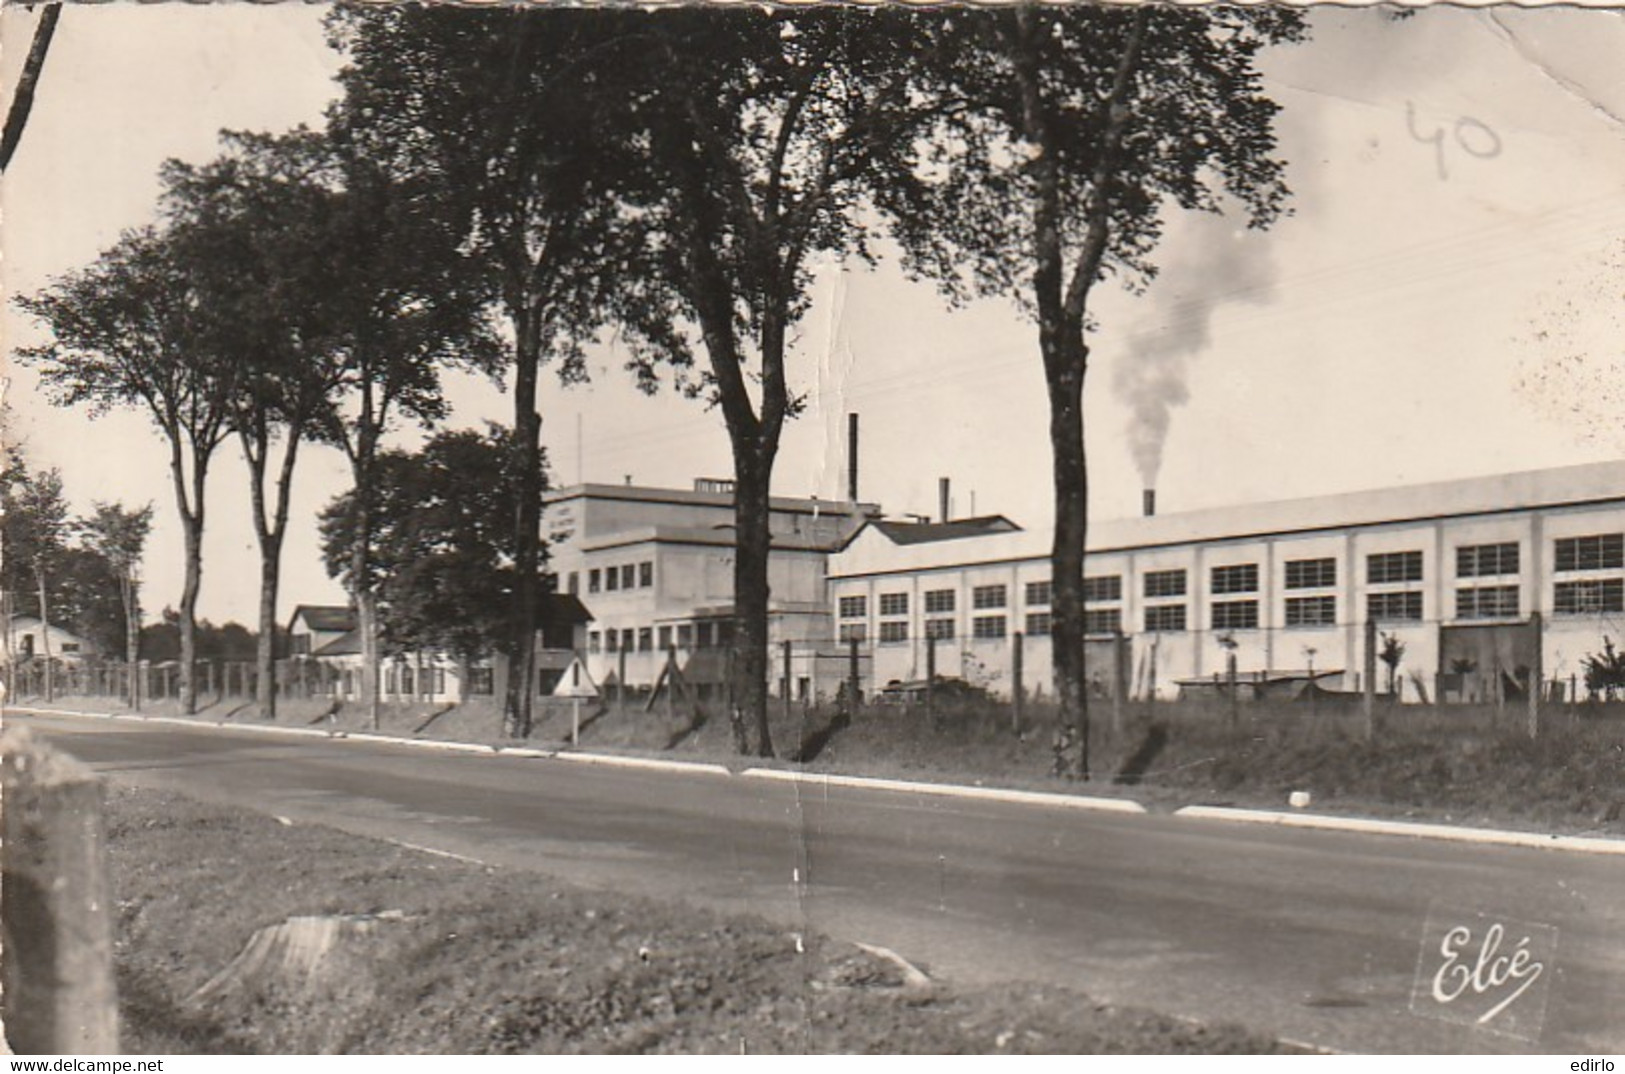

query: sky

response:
[4,4,1625,629]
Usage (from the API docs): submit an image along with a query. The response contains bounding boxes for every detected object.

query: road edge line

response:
[1173,804,1625,856]
[549,751,731,776]
[739,766,1147,814]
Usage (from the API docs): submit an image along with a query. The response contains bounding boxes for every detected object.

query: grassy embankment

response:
[32,686,1625,836]
[105,785,1292,1054]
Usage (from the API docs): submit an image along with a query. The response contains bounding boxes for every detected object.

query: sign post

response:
[550,656,600,747]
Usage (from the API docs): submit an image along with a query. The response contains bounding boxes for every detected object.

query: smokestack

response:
[1143,489,1156,518]
[847,413,859,502]
[940,477,951,524]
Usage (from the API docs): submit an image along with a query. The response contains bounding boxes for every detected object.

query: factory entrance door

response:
[1438,619,1540,702]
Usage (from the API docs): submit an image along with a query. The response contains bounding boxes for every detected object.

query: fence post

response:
[926,635,937,729]
[781,639,793,728]
[1011,631,1024,735]
[1,726,120,1053]
[1527,611,1542,739]
[1363,618,1377,743]
[1227,650,1240,732]
[847,637,861,716]
[617,646,628,715]
[1112,633,1126,738]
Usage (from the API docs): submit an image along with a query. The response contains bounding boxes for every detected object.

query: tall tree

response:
[0,464,69,698]
[16,226,239,714]
[320,426,537,701]
[79,500,154,708]
[159,130,351,719]
[328,6,682,738]
[0,2,62,173]
[613,8,928,755]
[876,6,1305,777]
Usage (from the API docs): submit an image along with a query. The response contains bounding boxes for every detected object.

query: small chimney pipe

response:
[940,477,951,524]
[847,413,859,502]
[1143,489,1156,518]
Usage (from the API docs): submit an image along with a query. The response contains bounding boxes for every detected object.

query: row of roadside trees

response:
[16,5,1306,776]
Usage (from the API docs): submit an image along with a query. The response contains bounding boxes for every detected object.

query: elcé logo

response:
[1411,908,1559,1041]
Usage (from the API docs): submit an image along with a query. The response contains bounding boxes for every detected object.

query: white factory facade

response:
[546,461,1625,704]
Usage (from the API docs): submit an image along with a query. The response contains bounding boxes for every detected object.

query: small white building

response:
[828,461,1625,703]
[2,615,96,666]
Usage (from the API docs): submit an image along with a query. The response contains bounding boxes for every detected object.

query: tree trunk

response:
[178,515,202,715]
[505,303,544,740]
[731,449,776,759]
[1046,341,1091,779]
[255,538,281,717]
[121,574,140,710]
[35,568,54,703]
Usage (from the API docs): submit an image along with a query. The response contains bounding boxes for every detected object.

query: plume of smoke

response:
[1112,216,1280,487]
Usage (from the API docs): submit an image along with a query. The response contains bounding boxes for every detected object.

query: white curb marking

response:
[1174,804,1625,856]
[740,767,1147,814]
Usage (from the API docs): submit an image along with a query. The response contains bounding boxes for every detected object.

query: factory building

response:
[543,478,880,694]
[828,460,1625,703]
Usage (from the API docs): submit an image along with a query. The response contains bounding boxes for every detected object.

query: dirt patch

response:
[104,786,1295,1054]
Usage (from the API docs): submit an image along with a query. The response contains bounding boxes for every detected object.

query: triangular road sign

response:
[552,656,599,699]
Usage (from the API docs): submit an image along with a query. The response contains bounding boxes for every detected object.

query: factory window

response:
[1456,585,1521,620]
[1555,534,1624,573]
[621,564,636,590]
[1144,569,1186,599]
[1457,542,1519,578]
[588,631,601,653]
[879,621,909,645]
[1368,550,1423,585]
[973,584,1007,610]
[1211,600,1259,630]
[1144,605,1187,632]
[658,625,673,651]
[1285,595,1337,627]
[925,619,955,641]
[638,627,653,652]
[605,629,619,652]
[924,589,955,614]
[1284,558,1336,590]
[1555,579,1625,615]
[1211,564,1258,595]
[677,623,693,649]
[1084,575,1122,603]
[640,561,654,587]
[468,668,495,696]
[879,592,909,617]
[838,622,868,643]
[972,615,1007,639]
[1025,612,1052,636]
[589,569,601,593]
[1025,580,1052,607]
[1367,591,1423,622]
[621,628,635,653]
[1085,608,1122,635]
[606,567,619,592]
[695,622,714,649]
[567,572,579,596]
[839,595,867,619]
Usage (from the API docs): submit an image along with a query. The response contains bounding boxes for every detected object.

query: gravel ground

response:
[103,785,1297,1055]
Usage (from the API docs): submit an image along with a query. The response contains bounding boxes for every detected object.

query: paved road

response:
[14,711,1625,1054]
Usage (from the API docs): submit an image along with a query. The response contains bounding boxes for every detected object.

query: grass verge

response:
[105,785,1293,1054]
[31,689,1625,838]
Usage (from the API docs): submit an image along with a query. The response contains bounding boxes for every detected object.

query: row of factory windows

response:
[586,618,735,655]
[567,561,656,596]
[835,577,1624,645]
[838,536,1625,624]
